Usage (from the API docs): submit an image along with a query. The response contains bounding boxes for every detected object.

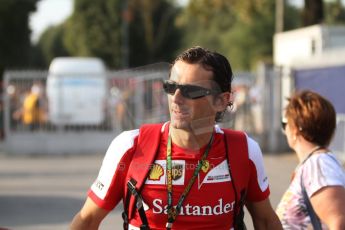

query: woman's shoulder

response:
[302,152,345,195]
[309,152,344,171]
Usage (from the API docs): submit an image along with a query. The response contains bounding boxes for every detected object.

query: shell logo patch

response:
[148,164,164,181]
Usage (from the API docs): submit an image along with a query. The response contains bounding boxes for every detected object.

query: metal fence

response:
[2,64,170,154]
[2,65,265,155]
[4,65,169,132]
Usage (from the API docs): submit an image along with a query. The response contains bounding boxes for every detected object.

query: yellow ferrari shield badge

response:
[201,160,210,173]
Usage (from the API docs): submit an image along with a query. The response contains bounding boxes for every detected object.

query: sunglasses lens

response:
[163,81,177,94]
[163,81,216,99]
[182,85,209,99]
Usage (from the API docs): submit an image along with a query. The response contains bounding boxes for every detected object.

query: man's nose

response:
[171,88,184,103]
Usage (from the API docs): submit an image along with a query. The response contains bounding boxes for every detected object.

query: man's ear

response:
[215,92,231,112]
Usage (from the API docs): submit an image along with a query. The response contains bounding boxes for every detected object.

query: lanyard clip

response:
[166,207,176,229]
[166,222,173,229]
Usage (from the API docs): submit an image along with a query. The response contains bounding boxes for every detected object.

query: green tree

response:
[225,0,276,70]
[37,24,70,67]
[63,0,123,68]
[128,0,182,66]
[0,0,38,77]
[177,0,235,57]
[179,0,278,70]
[325,0,345,24]
[62,0,181,68]
[284,3,302,30]
[303,0,324,26]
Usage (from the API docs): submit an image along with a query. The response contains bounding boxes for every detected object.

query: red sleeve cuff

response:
[246,186,270,203]
[88,189,116,211]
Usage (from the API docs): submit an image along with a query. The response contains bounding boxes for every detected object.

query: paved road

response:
[0,152,297,230]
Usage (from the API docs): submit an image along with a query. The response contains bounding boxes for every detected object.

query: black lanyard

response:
[165,133,214,229]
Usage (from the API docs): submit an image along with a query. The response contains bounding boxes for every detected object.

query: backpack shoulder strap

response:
[125,123,164,220]
[222,129,250,229]
[223,129,250,189]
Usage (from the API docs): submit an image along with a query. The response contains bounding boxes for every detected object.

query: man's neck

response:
[170,126,214,150]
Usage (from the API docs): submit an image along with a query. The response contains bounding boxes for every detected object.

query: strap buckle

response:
[126,178,150,229]
[127,178,138,197]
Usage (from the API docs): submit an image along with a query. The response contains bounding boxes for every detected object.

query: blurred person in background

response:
[12,82,47,131]
[276,90,345,229]
[7,84,22,131]
[249,84,263,134]
[109,86,125,130]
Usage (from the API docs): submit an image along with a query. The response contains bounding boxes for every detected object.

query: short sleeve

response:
[302,153,345,197]
[246,136,270,202]
[88,129,139,210]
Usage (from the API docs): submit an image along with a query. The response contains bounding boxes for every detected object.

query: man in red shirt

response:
[71,46,282,229]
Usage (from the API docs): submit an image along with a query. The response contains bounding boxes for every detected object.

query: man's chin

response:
[170,120,190,130]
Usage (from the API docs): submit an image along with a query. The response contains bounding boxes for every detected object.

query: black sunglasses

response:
[162,80,220,99]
